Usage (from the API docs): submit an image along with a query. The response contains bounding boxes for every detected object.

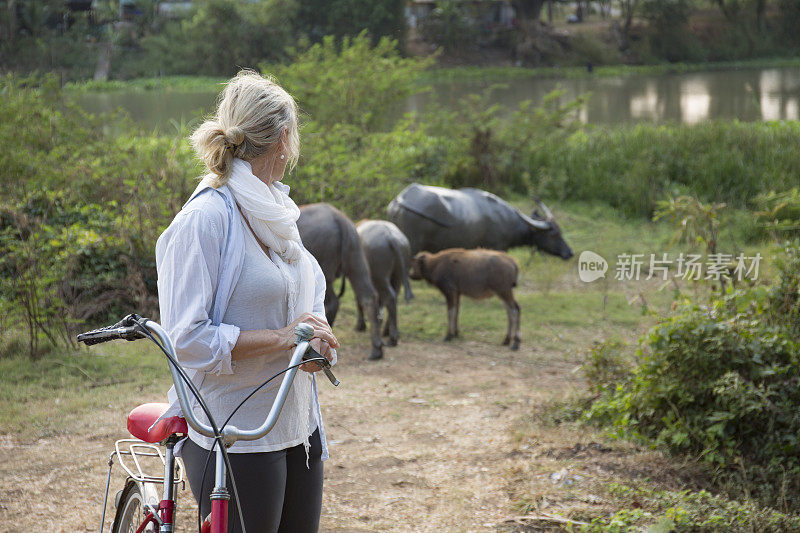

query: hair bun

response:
[224,126,245,147]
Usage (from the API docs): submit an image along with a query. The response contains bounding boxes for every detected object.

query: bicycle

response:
[78,313,339,533]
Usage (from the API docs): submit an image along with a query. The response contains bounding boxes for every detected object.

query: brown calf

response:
[409,248,521,350]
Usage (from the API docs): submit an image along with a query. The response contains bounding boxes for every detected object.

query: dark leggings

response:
[181,429,323,533]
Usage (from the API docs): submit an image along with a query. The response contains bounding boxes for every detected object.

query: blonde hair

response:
[190,69,300,186]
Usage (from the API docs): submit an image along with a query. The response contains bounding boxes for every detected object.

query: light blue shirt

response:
[155,181,334,459]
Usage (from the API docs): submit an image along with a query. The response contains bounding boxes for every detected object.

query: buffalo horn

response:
[534,197,554,221]
[518,209,551,230]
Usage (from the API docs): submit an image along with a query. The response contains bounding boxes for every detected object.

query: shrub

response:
[583,244,800,507]
[268,32,433,132]
[0,75,195,355]
[423,87,586,195]
[755,188,800,241]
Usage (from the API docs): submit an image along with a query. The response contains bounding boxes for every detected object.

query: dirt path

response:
[0,336,682,532]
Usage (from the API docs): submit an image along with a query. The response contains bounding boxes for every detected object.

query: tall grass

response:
[530,121,800,218]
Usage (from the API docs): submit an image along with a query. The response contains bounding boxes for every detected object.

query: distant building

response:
[115,0,194,21]
[155,0,194,18]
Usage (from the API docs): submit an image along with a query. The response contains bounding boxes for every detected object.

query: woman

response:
[155,70,338,533]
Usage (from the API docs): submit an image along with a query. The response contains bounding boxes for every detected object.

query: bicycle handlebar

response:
[76,314,146,345]
[78,317,338,448]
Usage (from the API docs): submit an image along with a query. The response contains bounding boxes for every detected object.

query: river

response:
[75,66,800,130]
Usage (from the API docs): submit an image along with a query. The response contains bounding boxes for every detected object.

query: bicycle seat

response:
[127,403,188,443]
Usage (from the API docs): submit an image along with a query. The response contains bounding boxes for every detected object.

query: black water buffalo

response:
[355,219,414,347]
[387,184,574,259]
[298,203,383,360]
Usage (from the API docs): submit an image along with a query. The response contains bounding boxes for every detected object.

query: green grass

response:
[0,201,776,441]
[65,75,228,93]
[0,338,170,441]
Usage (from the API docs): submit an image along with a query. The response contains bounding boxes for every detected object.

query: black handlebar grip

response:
[77,314,147,345]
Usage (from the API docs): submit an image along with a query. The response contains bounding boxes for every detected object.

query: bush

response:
[423,87,586,194]
[268,32,433,132]
[755,188,800,241]
[0,75,196,356]
[583,244,800,508]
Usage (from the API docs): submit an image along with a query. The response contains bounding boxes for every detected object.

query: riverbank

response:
[64,57,800,93]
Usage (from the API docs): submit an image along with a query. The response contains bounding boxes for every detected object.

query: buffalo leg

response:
[500,292,521,350]
[324,283,340,326]
[346,250,383,360]
[360,295,383,360]
[444,291,460,341]
[384,286,399,346]
[355,300,366,332]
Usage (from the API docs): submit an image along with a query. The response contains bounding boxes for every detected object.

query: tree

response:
[713,0,767,30]
[614,0,640,51]
[511,0,546,21]
[294,0,406,43]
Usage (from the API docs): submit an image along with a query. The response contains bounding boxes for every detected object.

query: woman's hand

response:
[280,312,338,373]
[301,337,335,373]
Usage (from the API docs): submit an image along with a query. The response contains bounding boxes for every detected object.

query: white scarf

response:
[200,158,315,322]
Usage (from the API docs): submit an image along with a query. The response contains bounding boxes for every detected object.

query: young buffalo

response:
[410,248,521,350]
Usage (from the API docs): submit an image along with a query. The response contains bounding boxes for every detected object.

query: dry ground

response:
[0,327,698,532]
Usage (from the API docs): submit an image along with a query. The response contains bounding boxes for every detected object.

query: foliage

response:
[583,340,633,397]
[0,0,101,81]
[580,483,800,531]
[778,0,800,47]
[583,244,800,508]
[653,195,726,254]
[530,121,800,218]
[0,74,196,356]
[420,58,800,83]
[291,119,448,219]
[766,241,800,335]
[293,0,405,43]
[119,0,296,78]
[754,188,800,240]
[423,87,586,194]
[268,32,433,132]
[418,0,479,53]
[639,0,706,62]
[0,191,135,358]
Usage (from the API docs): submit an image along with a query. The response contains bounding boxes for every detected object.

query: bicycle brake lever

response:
[302,347,340,387]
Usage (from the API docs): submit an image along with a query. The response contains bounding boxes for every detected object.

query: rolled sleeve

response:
[156,207,240,375]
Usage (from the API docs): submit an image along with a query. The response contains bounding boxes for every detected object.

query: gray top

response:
[187,215,318,453]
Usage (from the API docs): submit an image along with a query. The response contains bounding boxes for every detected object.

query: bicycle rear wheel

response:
[111,480,157,533]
